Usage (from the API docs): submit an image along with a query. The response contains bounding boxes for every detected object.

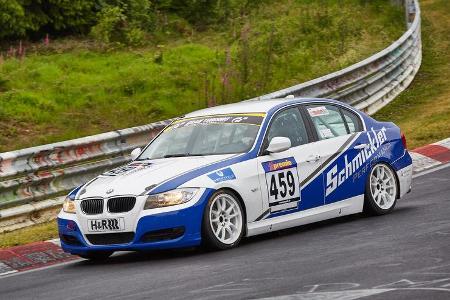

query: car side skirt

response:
[246,195,364,237]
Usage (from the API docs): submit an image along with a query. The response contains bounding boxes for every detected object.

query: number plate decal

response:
[262,157,301,213]
[87,218,125,232]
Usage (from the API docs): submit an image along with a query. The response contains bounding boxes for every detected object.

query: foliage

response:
[0,0,97,39]
[90,0,153,45]
[0,221,58,248]
[0,0,268,43]
[374,0,450,148]
[0,0,404,151]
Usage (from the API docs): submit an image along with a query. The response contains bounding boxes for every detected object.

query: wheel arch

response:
[369,160,401,199]
[206,187,248,236]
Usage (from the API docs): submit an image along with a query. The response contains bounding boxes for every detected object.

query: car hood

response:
[79,154,235,198]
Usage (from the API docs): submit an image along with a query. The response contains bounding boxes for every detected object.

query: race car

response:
[58,97,413,260]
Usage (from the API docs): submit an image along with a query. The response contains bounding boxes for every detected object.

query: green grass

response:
[0,221,58,248]
[374,0,450,149]
[0,0,404,152]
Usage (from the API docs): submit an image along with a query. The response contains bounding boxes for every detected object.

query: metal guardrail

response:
[0,121,169,209]
[0,0,421,231]
[249,0,421,116]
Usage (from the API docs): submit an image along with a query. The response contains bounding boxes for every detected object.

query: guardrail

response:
[249,0,421,116]
[0,0,421,232]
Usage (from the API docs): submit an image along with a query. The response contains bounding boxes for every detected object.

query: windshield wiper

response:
[163,153,204,158]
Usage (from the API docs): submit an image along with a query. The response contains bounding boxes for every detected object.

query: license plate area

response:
[87,217,125,232]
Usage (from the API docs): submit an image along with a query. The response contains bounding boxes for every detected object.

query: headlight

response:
[144,188,199,209]
[62,197,76,214]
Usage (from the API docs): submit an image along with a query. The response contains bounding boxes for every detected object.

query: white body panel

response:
[247,195,364,236]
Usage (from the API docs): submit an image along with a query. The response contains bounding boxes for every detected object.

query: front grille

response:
[86,232,135,245]
[107,197,136,213]
[80,198,104,215]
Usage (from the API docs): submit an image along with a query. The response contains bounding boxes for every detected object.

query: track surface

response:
[1,165,449,300]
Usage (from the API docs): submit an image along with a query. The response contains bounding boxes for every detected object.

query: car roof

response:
[184,97,350,118]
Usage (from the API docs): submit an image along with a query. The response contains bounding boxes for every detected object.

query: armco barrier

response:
[248,0,421,116]
[0,0,421,232]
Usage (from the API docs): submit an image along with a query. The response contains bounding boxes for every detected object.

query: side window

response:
[341,109,362,133]
[266,107,309,148]
[306,105,347,140]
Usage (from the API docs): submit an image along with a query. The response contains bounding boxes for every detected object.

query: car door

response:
[303,103,365,205]
[256,106,325,220]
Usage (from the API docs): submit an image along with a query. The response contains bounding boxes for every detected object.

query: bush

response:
[0,0,30,39]
[90,6,126,43]
[91,0,153,45]
[0,0,97,39]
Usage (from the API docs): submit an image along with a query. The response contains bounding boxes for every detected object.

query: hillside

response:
[0,0,404,152]
[374,0,450,149]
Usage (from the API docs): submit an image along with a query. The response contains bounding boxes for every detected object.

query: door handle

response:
[306,154,321,163]
[353,143,368,150]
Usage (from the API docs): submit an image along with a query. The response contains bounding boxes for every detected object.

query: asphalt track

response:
[1,164,449,300]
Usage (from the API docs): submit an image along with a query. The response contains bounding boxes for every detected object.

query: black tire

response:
[202,190,245,250]
[363,162,398,216]
[78,251,113,261]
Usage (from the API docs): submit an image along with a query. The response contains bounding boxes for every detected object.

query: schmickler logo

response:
[325,127,387,196]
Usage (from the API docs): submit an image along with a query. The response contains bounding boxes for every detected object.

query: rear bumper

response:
[396,164,412,198]
[58,189,214,255]
[392,150,413,198]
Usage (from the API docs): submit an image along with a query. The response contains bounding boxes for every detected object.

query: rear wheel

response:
[78,251,113,261]
[202,190,245,250]
[364,163,398,215]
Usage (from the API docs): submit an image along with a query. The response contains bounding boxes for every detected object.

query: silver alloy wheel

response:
[209,193,243,245]
[369,164,397,210]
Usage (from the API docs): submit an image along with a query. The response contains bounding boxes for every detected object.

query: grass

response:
[0,0,404,152]
[373,0,450,149]
[0,221,58,248]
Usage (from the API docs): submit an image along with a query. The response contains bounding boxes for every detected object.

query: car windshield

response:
[138,113,265,159]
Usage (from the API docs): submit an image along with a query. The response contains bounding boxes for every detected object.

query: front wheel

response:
[202,190,245,250]
[364,163,398,215]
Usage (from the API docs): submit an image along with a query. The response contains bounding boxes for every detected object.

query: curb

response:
[0,240,78,276]
[409,138,450,173]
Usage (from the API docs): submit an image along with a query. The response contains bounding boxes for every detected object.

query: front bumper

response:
[58,189,214,255]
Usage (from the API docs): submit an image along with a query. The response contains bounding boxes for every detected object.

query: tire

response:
[78,251,113,261]
[364,162,398,215]
[202,190,245,250]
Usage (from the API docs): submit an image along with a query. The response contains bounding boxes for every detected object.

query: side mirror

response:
[130,148,142,160]
[265,137,291,154]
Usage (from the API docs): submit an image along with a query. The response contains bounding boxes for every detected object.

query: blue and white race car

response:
[58,98,412,260]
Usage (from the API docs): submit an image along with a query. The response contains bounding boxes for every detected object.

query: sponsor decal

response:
[262,157,297,173]
[307,106,329,117]
[207,167,236,183]
[103,162,153,176]
[167,113,265,131]
[88,218,125,232]
[262,157,301,213]
[325,127,387,196]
